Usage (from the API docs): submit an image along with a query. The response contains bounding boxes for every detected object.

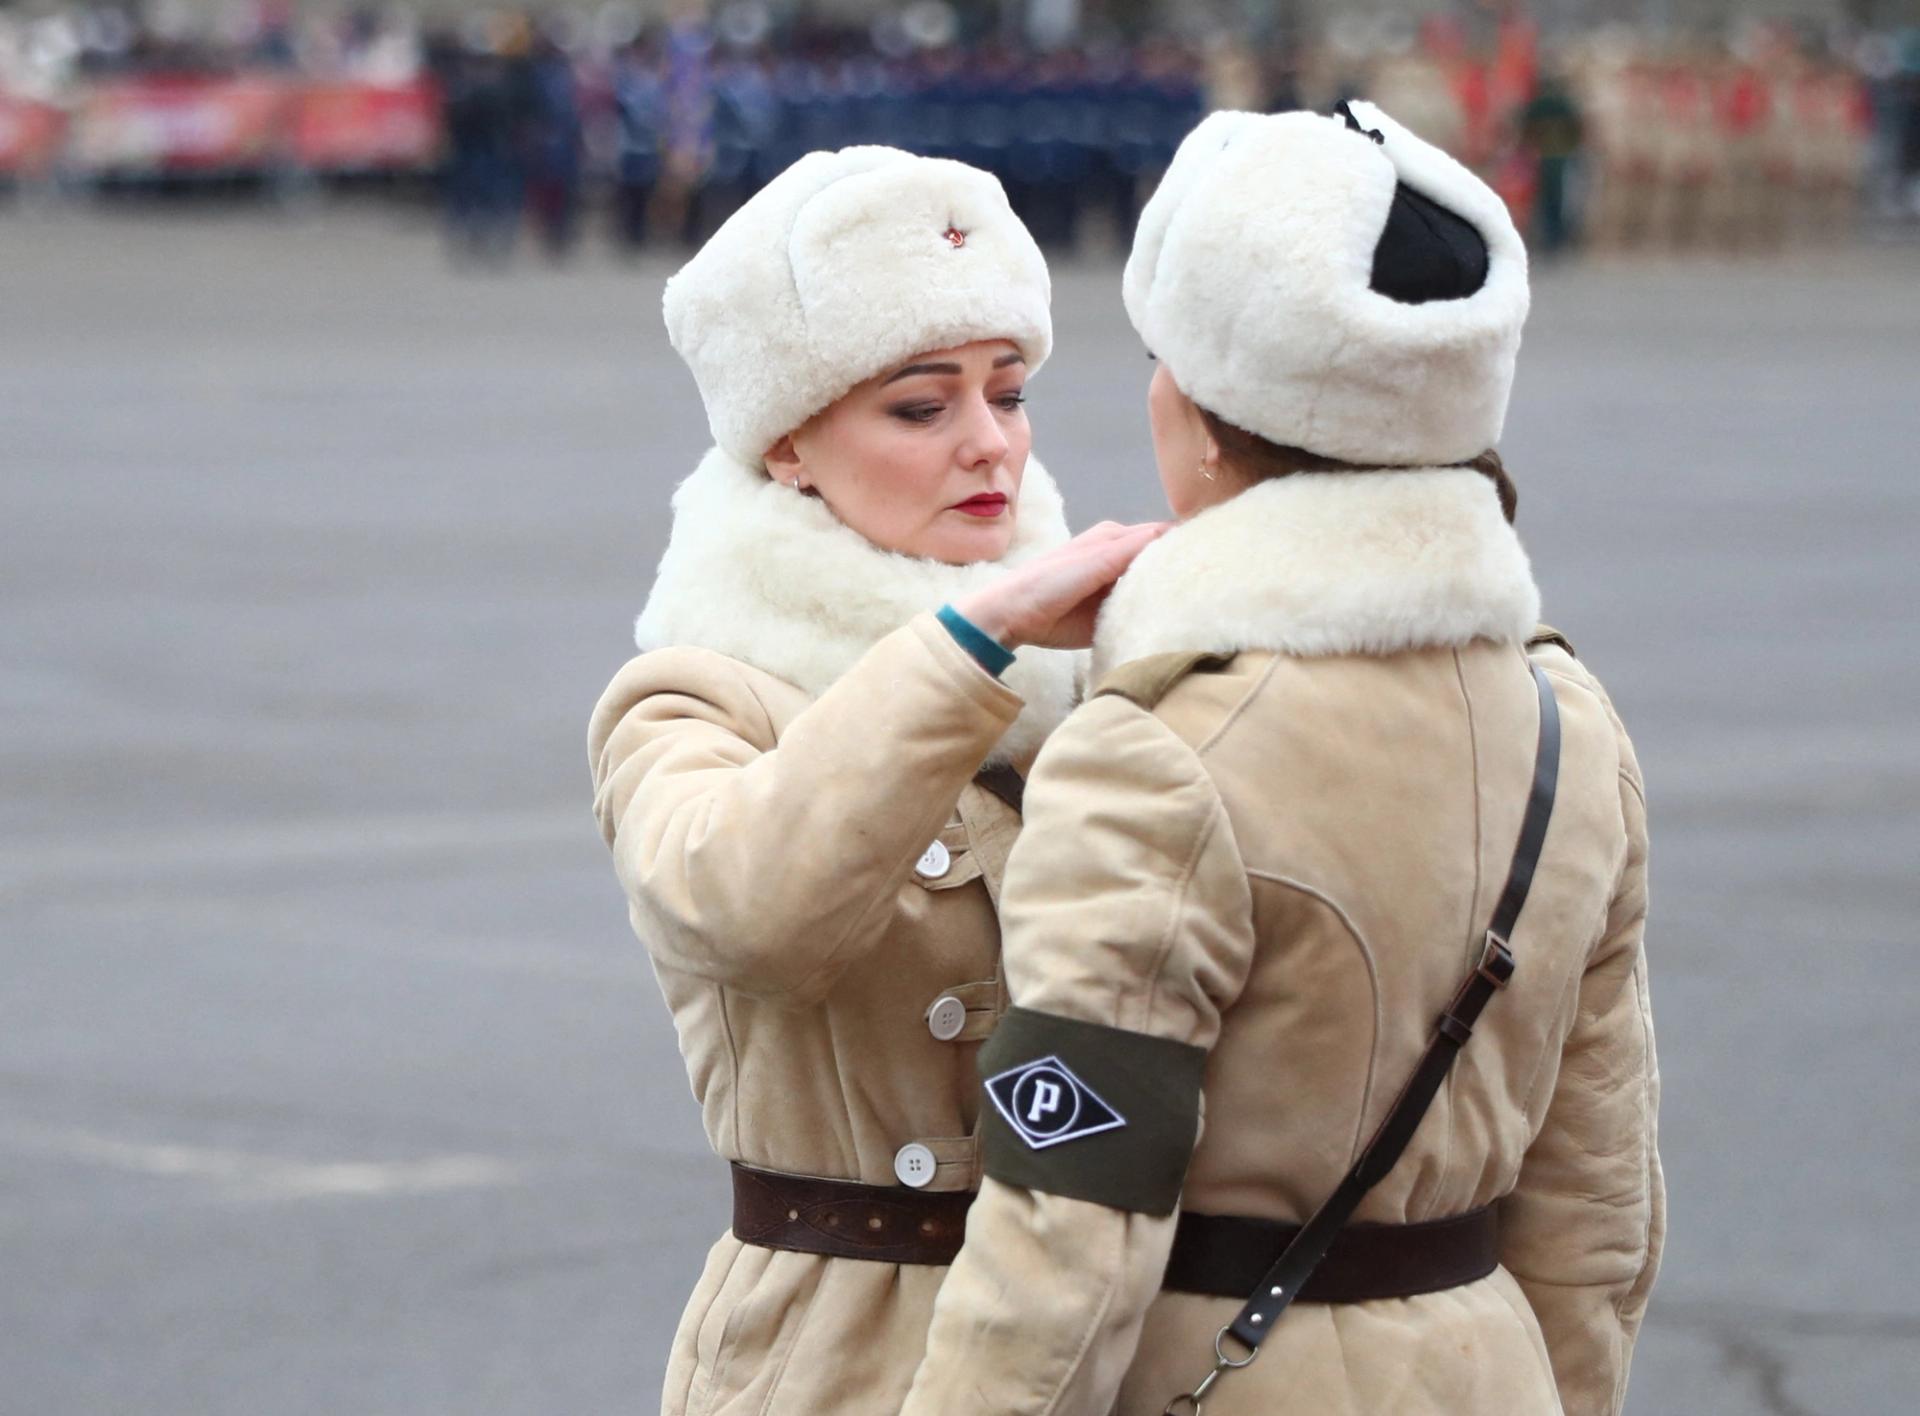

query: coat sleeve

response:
[1499,696,1664,1416]
[586,613,1025,1005]
[901,694,1256,1416]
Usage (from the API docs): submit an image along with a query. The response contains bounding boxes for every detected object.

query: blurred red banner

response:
[0,94,68,177]
[68,75,291,174]
[290,79,441,172]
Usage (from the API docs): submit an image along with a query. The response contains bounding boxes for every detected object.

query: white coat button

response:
[927,995,967,1042]
[894,1143,937,1189]
[915,840,951,879]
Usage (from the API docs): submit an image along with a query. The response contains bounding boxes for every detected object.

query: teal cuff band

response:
[936,604,1016,679]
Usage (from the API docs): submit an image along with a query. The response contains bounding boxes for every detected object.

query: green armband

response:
[979,1007,1207,1217]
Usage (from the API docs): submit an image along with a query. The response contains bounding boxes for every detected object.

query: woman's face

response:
[1146,362,1232,519]
[765,340,1031,565]
[1144,364,1236,518]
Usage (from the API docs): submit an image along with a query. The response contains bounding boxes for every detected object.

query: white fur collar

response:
[1092,469,1540,681]
[637,448,1082,768]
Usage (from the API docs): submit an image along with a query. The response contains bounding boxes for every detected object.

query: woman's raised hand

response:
[953,521,1169,652]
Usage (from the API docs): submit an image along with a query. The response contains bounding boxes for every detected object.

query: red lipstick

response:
[952,493,1008,518]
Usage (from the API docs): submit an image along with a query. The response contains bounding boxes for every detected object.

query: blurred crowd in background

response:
[4,1,1920,261]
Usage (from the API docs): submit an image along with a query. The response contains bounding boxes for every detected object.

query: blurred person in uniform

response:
[1710,55,1777,254]
[1584,54,1664,252]
[610,34,663,251]
[1782,57,1825,246]
[902,101,1662,1416]
[1483,5,1541,219]
[1001,46,1098,253]
[436,25,532,264]
[587,146,1165,1416]
[699,40,778,232]
[1202,35,1265,116]
[1650,51,1714,252]
[1865,28,1920,220]
[525,27,584,258]
[1518,69,1584,255]
[1135,38,1206,217]
[252,0,296,68]
[1775,39,1871,248]
[1897,29,1920,218]
[1368,46,1466,160]
[1080,40,1162,249]
[1805,63,1871,243]
[655,1,714,244]
[1424,14,1495,173]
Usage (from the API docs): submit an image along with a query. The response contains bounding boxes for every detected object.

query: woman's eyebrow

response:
[882,362,963,384]
[881,353,1026,384]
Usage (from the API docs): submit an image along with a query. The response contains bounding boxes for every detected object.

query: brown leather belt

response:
[1162,1205,1500,1303]
[732,1162,1498,1300]
[731,1163,974,1265]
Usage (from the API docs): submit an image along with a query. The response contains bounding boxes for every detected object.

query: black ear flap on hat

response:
[1329,100,1490,304]
[1371,182,1489,304]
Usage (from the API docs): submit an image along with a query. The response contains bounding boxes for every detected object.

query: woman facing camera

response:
[904,103,1663,1416]
[587,147,1161,1415]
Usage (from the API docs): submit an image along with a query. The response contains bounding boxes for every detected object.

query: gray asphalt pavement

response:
[3,206,1917,1416]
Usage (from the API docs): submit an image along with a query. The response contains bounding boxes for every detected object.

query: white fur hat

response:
[1123,101,1530,467]
[663,146,1053,468]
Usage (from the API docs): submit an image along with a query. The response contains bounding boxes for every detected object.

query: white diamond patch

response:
[984,1055,1127,1151]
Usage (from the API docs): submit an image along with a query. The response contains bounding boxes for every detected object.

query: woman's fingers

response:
[1056,522,1165,572]
[1079,521,1168,578]
[1047,523,1165,598]
[955,523,1169,650]
[1070,519,1165,546]
[1011,524,1167,648]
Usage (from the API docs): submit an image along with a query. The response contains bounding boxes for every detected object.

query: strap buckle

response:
[1162,1326,1259,1415]
[1476,932,1517,989]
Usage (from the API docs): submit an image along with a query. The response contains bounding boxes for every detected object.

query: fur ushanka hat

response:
[1124,100,1530,467]
[663,146,1053,469]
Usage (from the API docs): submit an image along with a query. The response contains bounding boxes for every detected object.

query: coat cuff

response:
[936,603,1018,678]
[905,611,1026,724]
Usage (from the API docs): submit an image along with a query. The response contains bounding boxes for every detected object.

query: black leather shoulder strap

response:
[1487,667,1562,950]
[1214,663,1561,1355]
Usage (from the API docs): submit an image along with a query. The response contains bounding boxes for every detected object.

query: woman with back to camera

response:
[586,146,1163,1415]
[903,102,1663,1416]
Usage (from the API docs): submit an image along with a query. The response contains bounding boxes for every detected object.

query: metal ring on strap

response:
[1161,1324,1260,1414]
